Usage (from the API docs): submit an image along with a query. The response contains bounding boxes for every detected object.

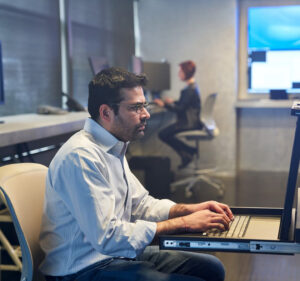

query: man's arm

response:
[156,201,234,236]
[168,201,234,219]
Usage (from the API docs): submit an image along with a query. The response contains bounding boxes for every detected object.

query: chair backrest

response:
[201,93,219,137]
[0,163,48,281]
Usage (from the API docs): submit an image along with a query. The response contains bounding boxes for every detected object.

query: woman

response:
[154,60,203,169]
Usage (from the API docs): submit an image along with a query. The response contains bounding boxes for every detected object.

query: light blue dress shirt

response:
[39,118,175,276]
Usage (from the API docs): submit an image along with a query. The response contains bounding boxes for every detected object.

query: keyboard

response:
[203,215,250,238]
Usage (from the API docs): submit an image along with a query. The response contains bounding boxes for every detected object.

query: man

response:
[39,67,233,281]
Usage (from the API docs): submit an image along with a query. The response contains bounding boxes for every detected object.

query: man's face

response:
[110,86,150,142]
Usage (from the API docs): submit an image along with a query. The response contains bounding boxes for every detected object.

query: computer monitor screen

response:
[248,5,300,94]
[142,61,170,92]
[88,56,109,76]
[0,41,4,106]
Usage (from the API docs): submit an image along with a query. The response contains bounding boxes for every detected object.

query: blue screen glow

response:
[248,6,300,50]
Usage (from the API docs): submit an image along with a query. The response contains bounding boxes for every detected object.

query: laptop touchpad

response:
[244,216,281,240]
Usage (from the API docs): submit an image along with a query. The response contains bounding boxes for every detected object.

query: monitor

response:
[0,41,4,106]
[248,5,300,95]
[130,56,170,96]
[142,61,170,92]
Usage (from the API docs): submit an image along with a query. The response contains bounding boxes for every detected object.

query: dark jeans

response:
[158,124,197,159]
[45,247,225,281]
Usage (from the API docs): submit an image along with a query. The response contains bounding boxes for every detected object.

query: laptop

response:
[159,101,300,254]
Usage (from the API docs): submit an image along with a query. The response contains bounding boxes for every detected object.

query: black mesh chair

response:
[171,93,225,198]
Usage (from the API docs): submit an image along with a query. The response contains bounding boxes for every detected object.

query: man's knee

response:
[189,253,225,281]
[202,254,225,281]
[169,251,225,281]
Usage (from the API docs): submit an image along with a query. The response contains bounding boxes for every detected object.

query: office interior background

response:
[1,0,300,280]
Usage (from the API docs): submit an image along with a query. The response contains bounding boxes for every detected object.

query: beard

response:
[112,116,147,142]
[132,121,147,139]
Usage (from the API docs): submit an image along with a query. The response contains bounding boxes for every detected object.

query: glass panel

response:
[0,0,61,116]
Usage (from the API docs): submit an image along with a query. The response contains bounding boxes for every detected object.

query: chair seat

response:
[177,130,208,138]
[176,127,219,141]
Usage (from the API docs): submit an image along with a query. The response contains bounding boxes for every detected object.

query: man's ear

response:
[99,104,113,122]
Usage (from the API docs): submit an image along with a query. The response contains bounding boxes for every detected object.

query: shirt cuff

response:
[155,199,176,221]
[129,220,157,256]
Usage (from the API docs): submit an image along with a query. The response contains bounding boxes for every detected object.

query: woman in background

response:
[154,60,203,169]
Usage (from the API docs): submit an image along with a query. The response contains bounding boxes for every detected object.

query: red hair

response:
[179,60,196,80]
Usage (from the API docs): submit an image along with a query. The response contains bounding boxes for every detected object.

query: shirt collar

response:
[83,118,129,157]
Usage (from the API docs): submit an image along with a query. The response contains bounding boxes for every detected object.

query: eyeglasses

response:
[112,102,150,114]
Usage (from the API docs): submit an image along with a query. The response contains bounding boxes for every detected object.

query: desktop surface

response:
[0,112,89,148]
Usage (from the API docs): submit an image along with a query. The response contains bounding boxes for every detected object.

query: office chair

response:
[0,163,47,281]
[171,93,225,198]
[0,204,22,273]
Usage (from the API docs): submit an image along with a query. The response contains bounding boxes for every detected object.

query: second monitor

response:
[142,61,170,92]
[131,56,170,92]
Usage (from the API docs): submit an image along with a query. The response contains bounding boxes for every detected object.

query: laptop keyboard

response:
[203,215,251,238]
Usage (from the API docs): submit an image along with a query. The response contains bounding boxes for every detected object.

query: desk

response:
[235,99,294,109]
[234,99,297,173]
[0,112,89,147]
[0,112,89,164]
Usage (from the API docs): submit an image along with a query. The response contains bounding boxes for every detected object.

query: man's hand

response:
[157,201,234,236]
[156,208,231,235]
[182,209,231,232]
[190,201,234,221]
[169,201,234,221]
[164,97,174,104]
[153,98,164,107]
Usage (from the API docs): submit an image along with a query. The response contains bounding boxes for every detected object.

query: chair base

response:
[0,229,22,272]
[171,168,225,198]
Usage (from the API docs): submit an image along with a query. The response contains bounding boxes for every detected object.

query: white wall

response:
[136,0,238,175]
[237,108,297,172]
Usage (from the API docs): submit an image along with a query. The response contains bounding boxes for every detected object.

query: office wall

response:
[237,107,297,172]
[0,0,61,116]
[0,0,135,116]
[70,0,135,107]
[134,0,238,175]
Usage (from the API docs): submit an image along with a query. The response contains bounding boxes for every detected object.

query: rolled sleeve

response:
[129,221,157,255]
[149,199,176,221]
[130,171,176,222]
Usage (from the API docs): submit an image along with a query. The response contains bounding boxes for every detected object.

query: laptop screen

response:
[279,103,300,240]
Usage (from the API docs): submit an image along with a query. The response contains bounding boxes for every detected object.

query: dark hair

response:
[88,67,147,120]
[179,60,196,80]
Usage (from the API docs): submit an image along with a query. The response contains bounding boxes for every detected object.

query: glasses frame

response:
[110,102,150,114]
